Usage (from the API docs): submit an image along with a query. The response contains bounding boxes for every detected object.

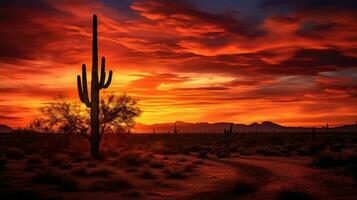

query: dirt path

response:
[186,155,356,200]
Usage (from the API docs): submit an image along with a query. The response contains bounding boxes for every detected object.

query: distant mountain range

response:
[134,121,357,133]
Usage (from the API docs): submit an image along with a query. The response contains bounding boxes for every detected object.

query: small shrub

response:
[122,191,142,197]
[229,180,257,196]
[87,161,97,168]
[330,144,345,152]
[27,156,43,165]
[0,189,53,200]
[89,177,132,191]
[198,150,208,159]
[5,147,25,160]
[139,169,156,179]
[184,164,195,172]
[32,170,79,192]
[120,151,147,167]
[60,162,72,170]
[193,160,204,165]
[310,153,341,168]
[24,164,45,172]
[0,153,7,171]
[163,167,184,179]
[216,151,231,158]
[50,156,67,167]
[276,187,317,200]
[150,160,164,169]
[90,168,114,177]
[71,167,89,177]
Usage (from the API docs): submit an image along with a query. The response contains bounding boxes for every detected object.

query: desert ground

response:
[0,132,356,200]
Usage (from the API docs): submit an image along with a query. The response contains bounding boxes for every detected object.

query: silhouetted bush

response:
[71,167,89,177]
[276,187,317,200]
[198,150,208,158]
[163,167,184,179]
[27,156,43,165]
[120,151,148,167]
[150,160,164,169]
[5,147,25,160]
[89,177,132,191]
[0,153,7,172]
[90,167,114,177]
[139,169,156,179]
[32,170,79,192]
[229,180,257,196]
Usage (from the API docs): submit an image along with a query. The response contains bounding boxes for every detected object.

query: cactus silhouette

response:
[224,123,233,147]
[77,14,113,158]
[173,122,178,135]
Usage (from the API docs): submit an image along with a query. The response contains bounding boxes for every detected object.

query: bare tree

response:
[31,94,141,155]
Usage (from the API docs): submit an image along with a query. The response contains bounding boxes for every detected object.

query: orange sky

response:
[0,0,357,128]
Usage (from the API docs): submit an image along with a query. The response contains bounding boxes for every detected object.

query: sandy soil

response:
[186,155,356,200]
[1,154,356,200]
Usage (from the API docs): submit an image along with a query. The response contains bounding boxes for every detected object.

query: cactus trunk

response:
[77,14,113,159]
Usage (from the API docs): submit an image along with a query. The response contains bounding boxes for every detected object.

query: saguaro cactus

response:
[77,14,113,158]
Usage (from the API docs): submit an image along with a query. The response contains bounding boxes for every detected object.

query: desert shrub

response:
[198,150,208,159]
[60,162,72,170]
[5,147,25,160]
[193,160,204,165]
[32,170,79,192]
[103,149,119,157]
[308,143,325,155]
[24,163,45,172]
[276,187,317,200]
[122,191,142,197]
[255,147,282,156]
[27,156,43,165]
[184,164,195,172]
[178,157,187,162]
[71,167,89,177]
[120,151,148,167]
[150,160,164,169]
[229,180,257,196]
[216,150,231,158]
[310,153,342,168]
[89,177,132,191]
[90,168,114,177]
[139,169,156,179]
[0,189,60,200]
[68,151,88,163]
[330,144,345,152]
[296,148,309,156]
[163,167,184,179]
[87,161,97,168]
[49,156,68,167]
[0,153,7,171]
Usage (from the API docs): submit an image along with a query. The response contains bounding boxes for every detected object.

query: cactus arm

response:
[99,57,106,88]
[77,64,91,107]
[102,70,112,88]
[77,75,85,102]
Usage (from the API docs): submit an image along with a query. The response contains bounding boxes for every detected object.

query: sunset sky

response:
[0,0,357,128]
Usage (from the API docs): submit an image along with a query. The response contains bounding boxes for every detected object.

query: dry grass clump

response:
[4,147,25,160]
[120,151,150,167]
[0,153,7,172]
[71,167,89,177]
[163,167,185,179]
[89,177,132,192]
[32,170,79,192]
[276,187,317,200]
[229,180,257,196]
[89,167,114,177]
[139,168,156,179]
